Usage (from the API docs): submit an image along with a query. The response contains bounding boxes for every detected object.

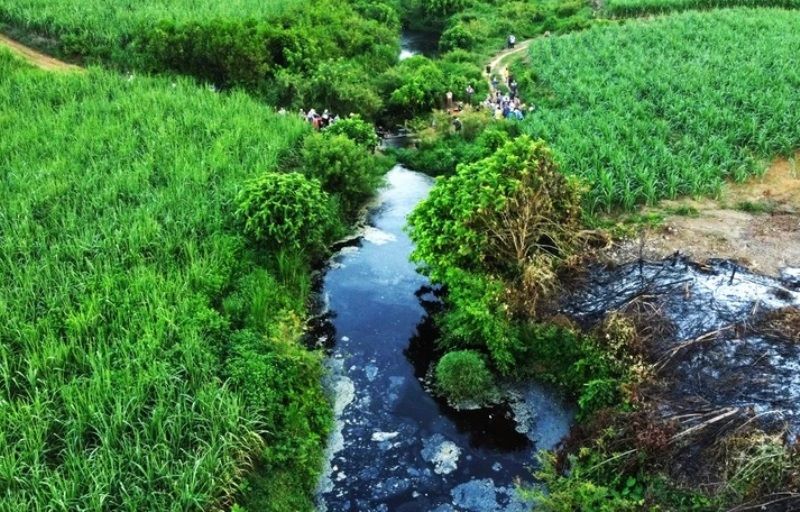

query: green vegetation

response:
[324,114,380,151]
[438,0,592,54]
[391,109,519,175]
[237,173,337,257]
[606,0,800,17]
[665,205,701,217]
[409,137,636,415]
[0,0,400,117]
[435,350,496,403]
[402,0,592,54]
[515,8,800,212]
[0,50,385,510]
[298,132,388,218]
[379,54,487,120]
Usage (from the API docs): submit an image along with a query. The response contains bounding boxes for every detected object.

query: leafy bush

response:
[381,56,449,118]
[435,350,496,403]
[409,136,583,283]
[409,137,598,383]
[237,172,334,256]
[440,23,479,51]
[296,59,384,120]
[300,132,382,218]
[325,114,379,150]
[0,0,400,116]
[227,324,332,512]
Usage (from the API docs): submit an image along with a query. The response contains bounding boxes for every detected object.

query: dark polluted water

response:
[313,166,572,511]
[399,29,440,61]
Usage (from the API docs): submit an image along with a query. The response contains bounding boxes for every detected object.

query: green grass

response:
[665,205,701,217]
[517,8,800,213]
[0,50,330,510]
[605,0,800,17]
[0,0,400,119]
[0,0,302,41]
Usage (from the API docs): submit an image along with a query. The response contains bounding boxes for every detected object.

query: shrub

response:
[435,350,496,403]
[381,56,448,118]
[409,136,583,283]
[440,23,479,51]
[227,325,332,511]
[325,114,379,150]
[300,132,381,217]
[237,172,333,256]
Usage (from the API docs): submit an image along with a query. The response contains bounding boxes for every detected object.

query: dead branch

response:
[670,407,742,443]
[726,493,800,512]
[654,324,736,372]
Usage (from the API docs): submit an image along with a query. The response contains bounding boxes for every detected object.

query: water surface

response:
[315,167,571,511]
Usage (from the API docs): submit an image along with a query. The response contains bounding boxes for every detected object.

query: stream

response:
[313,167,572,511]
[310,29,800,511]
[399,30,439,61]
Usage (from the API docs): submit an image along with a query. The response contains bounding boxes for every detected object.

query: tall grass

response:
[606,0,800,17]
[517,8,800,212]
[0,50,329,510]
[0,0,302,40]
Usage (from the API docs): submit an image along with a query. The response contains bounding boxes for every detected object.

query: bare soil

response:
[610,154,800,276]
[0,33,82,72]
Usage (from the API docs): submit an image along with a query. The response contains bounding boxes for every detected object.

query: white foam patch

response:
[362,226,397,245]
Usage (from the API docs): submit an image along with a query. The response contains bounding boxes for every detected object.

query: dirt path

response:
[0,34,82,72]
[608,154,800,276]
[484,39,534,89]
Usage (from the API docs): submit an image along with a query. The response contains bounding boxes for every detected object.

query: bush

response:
[298,59,384,120]
[325,114,379,150]
[136,19,282,88]
[236,172,334,256]
[440,23,479,51]
[381,56,448,119]
[435,350,496,403]
[409,136,583,282]
[300,132,381,217]
[227,325,332,512]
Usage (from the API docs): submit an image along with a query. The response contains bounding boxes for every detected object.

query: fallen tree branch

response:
[670,407,741,443]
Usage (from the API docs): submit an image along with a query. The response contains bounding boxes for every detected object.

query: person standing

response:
[465,84,475,105]
[508,34,516,49]
[446,90,454,110]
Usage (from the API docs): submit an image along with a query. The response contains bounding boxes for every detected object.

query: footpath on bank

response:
[0,33,82,72]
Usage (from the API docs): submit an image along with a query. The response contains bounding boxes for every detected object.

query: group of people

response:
[298,108,341,130]
[482,34,536,120]
[483,73,531,121]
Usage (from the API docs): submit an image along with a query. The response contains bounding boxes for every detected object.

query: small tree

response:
[325,114,379,151]
[300,132,380,218]
[409,136,584,316]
